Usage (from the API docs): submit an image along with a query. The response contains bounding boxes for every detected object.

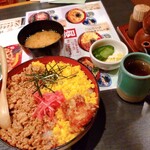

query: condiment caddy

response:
[117,4,150,54]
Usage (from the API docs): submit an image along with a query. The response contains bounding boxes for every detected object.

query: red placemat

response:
[117,24,139,52]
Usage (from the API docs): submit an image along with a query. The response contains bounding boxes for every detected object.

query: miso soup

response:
[25,30,61,49]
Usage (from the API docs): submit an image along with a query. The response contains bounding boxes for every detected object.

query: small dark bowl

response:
[18,20,64,58]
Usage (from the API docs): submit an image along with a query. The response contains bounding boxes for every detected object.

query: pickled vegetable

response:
[92,45,114,61]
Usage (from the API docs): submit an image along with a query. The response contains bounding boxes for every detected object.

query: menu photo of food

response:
[78,56,100,78]
[65,8,86,24]
[98,72,112,87]
[28,11,51,23]
[78,56,113,88]
[26,8,67,27]
[78,31,102,52]
[0,44,22,72]
[82,11,97,25]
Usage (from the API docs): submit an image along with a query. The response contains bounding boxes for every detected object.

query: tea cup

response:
[117,52,150,103]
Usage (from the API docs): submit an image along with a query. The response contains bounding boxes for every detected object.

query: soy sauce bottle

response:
[128,4,150,39]
[134,10,150,54]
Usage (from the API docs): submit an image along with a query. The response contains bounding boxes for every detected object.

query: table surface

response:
[0,0,150,150]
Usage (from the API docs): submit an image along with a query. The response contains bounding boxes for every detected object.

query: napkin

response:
[40,0,86,3]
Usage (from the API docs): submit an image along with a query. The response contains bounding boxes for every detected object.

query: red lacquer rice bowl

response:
[0,56,100,150]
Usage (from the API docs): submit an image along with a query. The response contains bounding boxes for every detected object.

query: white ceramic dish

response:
[89,38,128,70]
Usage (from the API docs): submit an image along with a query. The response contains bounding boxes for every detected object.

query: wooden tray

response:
[117,24,139,52]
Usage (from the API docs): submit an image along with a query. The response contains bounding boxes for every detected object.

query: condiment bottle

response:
[128,4,150,39]
[134,10,150,54]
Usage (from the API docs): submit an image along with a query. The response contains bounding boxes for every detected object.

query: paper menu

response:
[0,1,120,91]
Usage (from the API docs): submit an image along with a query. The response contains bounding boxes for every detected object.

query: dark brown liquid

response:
[124,59,150,76]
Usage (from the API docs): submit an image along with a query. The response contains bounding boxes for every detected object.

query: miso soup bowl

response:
[18,20,64,58]
[89,39,128,70]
